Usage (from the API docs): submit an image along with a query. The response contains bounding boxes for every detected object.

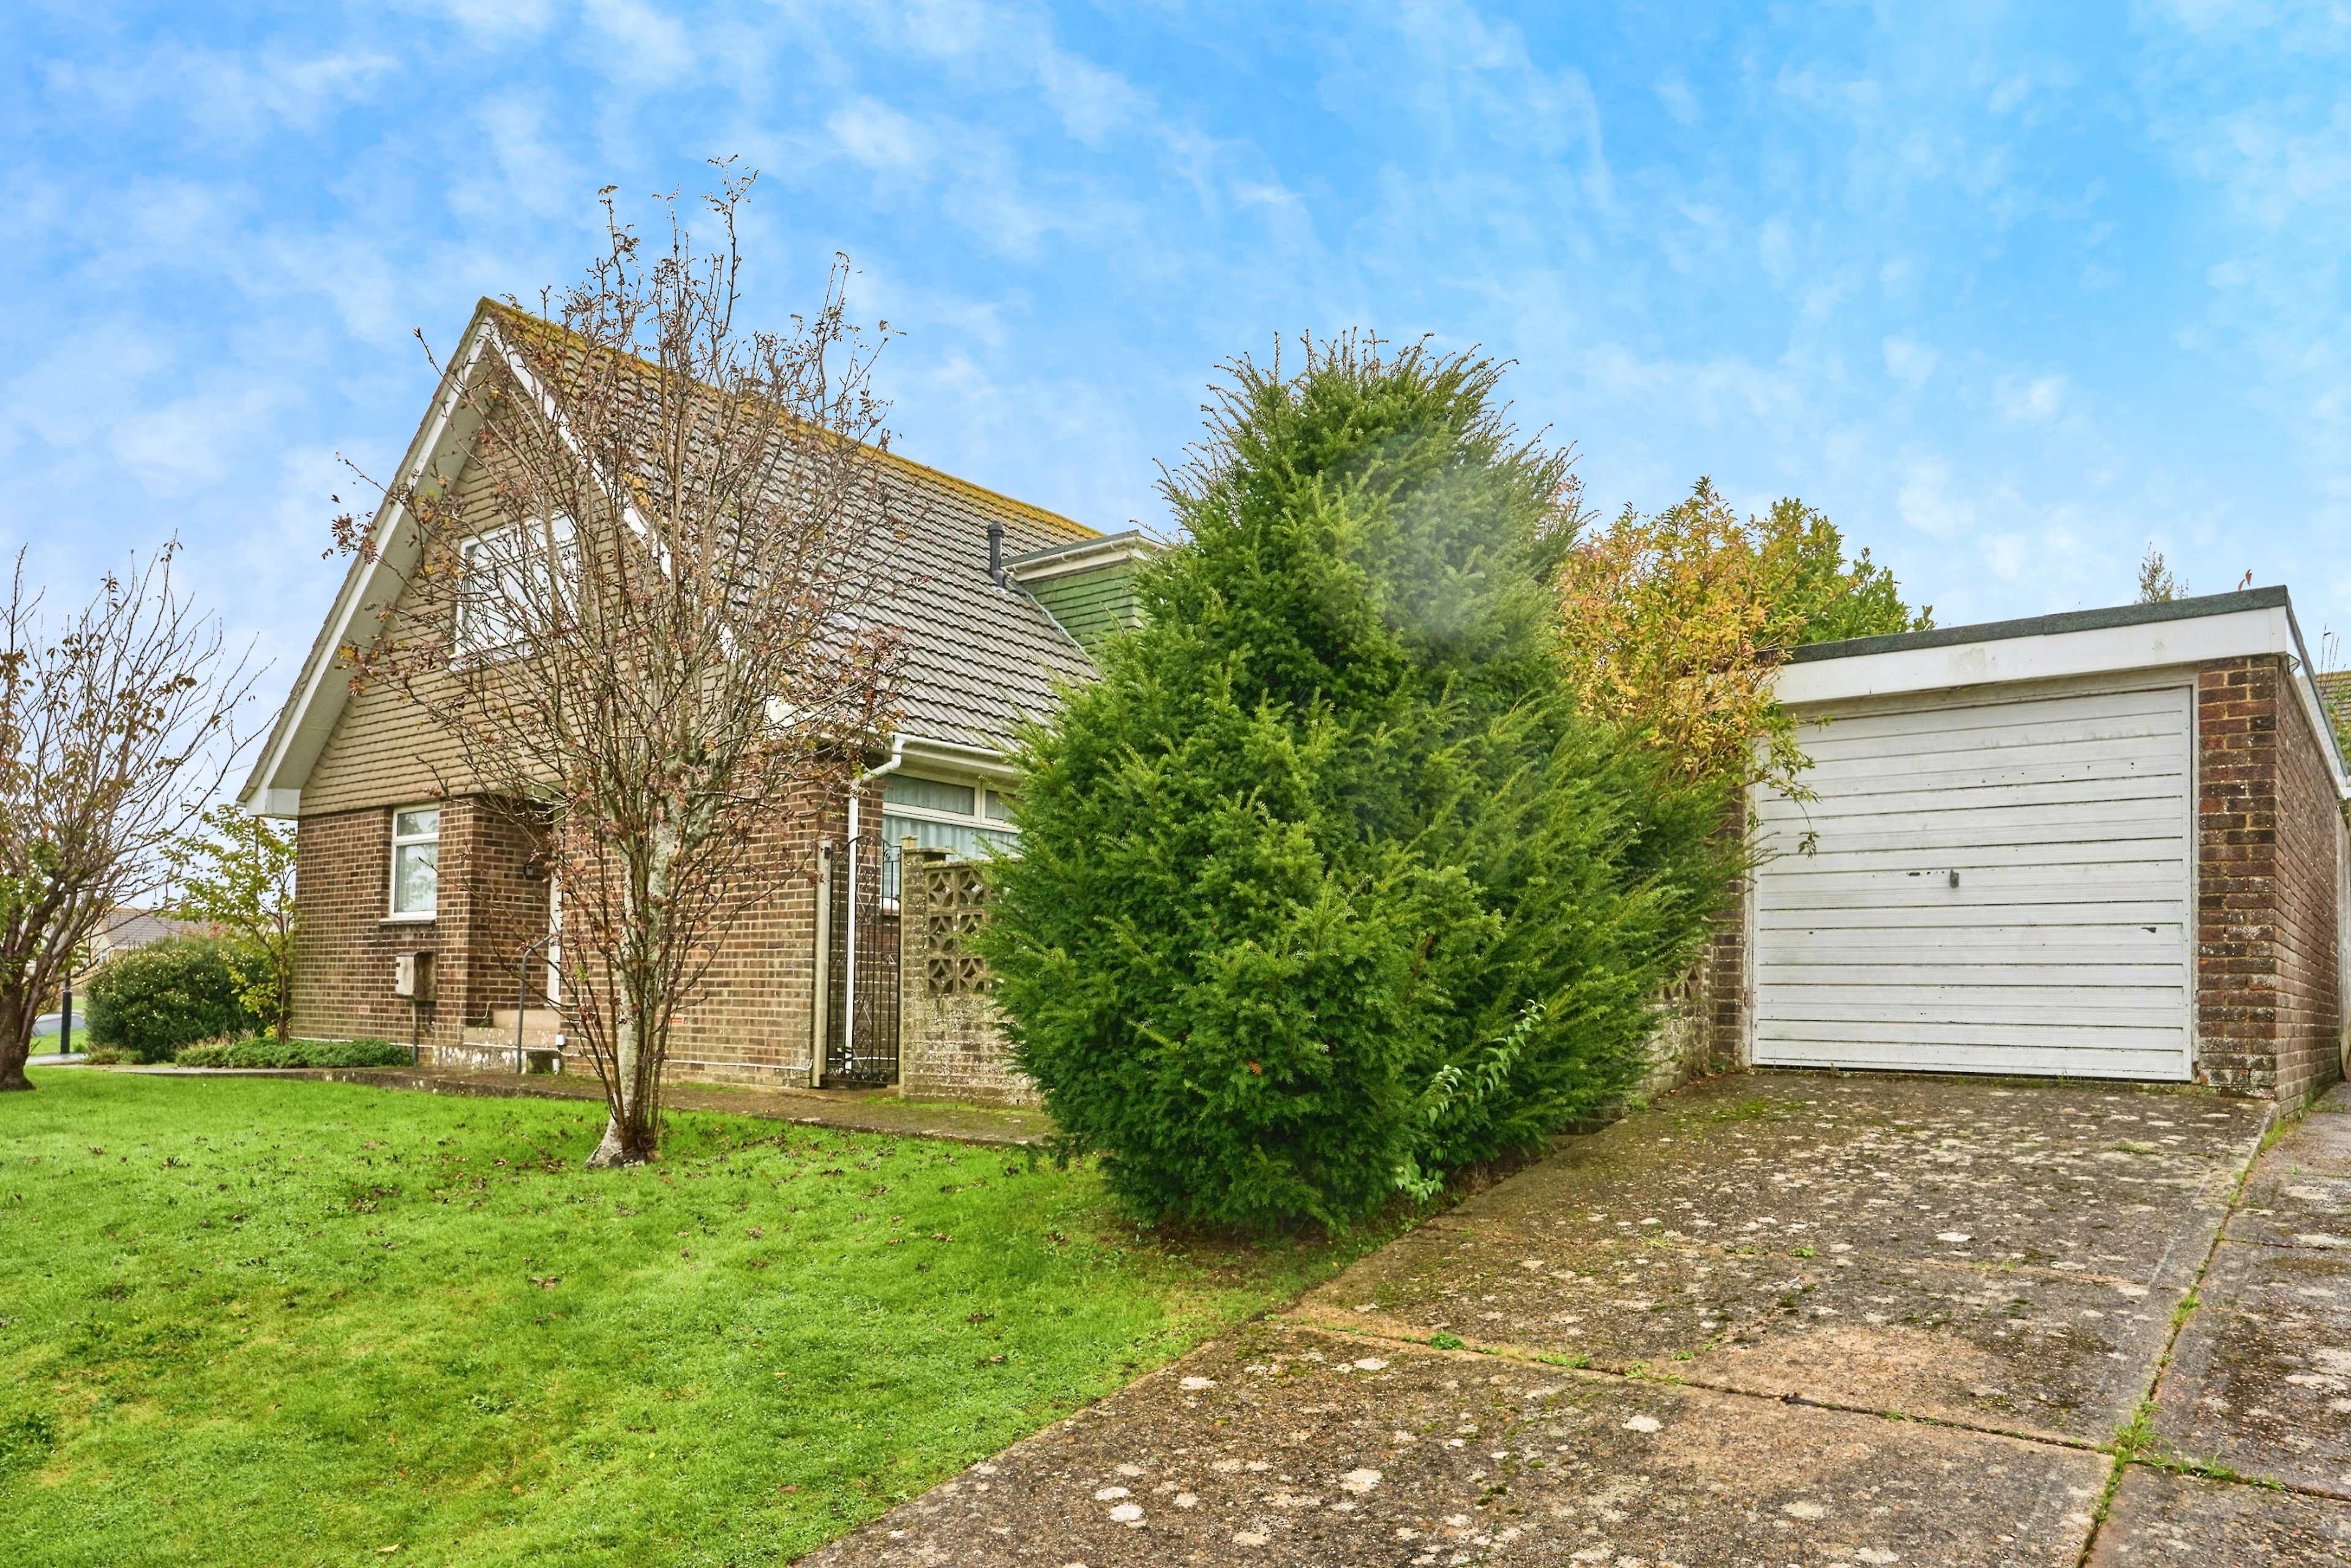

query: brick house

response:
[237,299,1149,1105]
[1721,588,2351,1105]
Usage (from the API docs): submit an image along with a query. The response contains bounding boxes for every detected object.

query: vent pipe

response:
[986,519,1004,587]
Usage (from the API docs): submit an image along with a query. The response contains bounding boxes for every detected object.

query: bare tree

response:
[339,167,904,1166]
[0,546,255,1091]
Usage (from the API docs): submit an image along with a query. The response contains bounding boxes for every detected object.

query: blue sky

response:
[7,1,2350,696]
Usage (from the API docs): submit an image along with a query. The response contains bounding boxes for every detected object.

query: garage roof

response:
[1777,584,2349,798]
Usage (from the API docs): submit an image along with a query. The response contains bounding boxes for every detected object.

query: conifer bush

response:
[977,339,1735,1232]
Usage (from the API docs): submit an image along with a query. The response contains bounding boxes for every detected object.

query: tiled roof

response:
[483,299,1101,755]
[2315,669,2351,716]
[876,452,1101,752]
[242,303,1106,808]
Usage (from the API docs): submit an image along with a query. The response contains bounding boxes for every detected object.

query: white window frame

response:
[457,516,577,661]
[388,804,441,921]
[878,776,1018,906]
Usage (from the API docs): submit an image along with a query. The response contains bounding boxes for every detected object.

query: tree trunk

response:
[0,984,33,1092]
[586,1014,650,1167]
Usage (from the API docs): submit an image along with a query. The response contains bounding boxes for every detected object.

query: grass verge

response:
[0,1070,1382,1566]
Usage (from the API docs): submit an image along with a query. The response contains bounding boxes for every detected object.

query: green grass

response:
[0,1070,1371,1566]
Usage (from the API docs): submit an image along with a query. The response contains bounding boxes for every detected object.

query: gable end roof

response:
[241,300,1101,815]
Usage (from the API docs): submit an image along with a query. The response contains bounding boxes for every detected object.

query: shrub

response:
[978,338,1734,1234]
[82,938,252,1063]
[175,1038,409,1069]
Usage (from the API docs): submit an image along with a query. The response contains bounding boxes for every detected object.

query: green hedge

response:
[175,1038,410,1069]
[84,939,253,1063]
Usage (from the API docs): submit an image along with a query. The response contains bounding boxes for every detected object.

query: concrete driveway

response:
[804,1070,2351,1566]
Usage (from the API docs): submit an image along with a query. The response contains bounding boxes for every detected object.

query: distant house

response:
[238,299,1150,1104]
[84,909,208,970]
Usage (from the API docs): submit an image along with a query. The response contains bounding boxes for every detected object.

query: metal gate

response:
[823,833,899,1086]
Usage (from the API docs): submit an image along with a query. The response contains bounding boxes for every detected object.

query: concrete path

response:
[2093,1080,2351,1563]
[804,1069,2288,1567]
[98,1062,1053,1147]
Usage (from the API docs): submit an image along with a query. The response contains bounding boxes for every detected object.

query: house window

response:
[457,517,576,658]
[879,774,1016,899]
[390,805,441,918]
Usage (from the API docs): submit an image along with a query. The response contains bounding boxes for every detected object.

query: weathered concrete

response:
[2151,1079,2351,1496]
[806,1321,2110,1567]
[807,1070,2287,1565]
[2090,1465,2351,1564]
[1300,1073,2264,1444]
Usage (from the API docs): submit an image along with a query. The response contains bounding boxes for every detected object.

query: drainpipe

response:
[842,733,905,1080]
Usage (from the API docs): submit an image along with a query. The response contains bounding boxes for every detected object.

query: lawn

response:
[0,1070,1372,1566]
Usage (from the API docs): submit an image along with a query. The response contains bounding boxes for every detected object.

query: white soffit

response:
[1775,594,2350,801]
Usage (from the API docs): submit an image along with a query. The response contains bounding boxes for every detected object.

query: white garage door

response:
[1751,680,2194,1080]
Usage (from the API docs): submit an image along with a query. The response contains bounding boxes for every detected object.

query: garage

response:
[1739,587,2350,1098]
[1751,678,2195,1079]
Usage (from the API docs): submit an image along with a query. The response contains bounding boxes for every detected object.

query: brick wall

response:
[2198,655,2345,1103]
[297,787,852,1087]
[292,797,551,1050]
[897,851,1038,1108]
[1705,885,1748,1071]
[652,785,829,1087]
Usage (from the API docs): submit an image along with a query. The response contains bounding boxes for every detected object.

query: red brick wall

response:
[292,797,550,1049]
[2196,655,2345,1103]
[1706,884,1747,1071]
[296,789,850,1086]
[2274,673,2345,1104]
[654,786,829,1086]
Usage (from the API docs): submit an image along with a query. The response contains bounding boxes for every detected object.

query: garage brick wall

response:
[2196,655,2345,1104]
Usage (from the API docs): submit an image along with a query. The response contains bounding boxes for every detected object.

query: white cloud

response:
[1996,373,2067,426]
[1654,69,1701,126]
[1883,337,1940,383]
[1897,456,1973,539]
[827,97,937,176]
[582,0,697,86]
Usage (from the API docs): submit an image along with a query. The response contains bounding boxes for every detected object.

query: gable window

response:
[457,517,577,658]
[389,805,441,918]
[879,774,1016,899]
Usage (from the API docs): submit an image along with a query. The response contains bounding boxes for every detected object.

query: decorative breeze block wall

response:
[898,850,1039,1108]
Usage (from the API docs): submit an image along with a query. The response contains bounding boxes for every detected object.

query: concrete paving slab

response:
[2229,1169,2351,1250]
[2088,1465,2351,1564]
[1384,1074,2256,1282]
[2153,1239,2351,1493]
[1310,1232,2177,1443]
[1299,1072,2257,1444]
[806,1322,2109,1567]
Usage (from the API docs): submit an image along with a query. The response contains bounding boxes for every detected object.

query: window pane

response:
[881,814,1014,860]
[394,842,438,914]
[882,775,976,816]
[982,790,1016,822]
[394,807,440,841]
[879,814,1017,901]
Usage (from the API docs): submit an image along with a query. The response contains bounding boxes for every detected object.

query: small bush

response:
[176,1038,410,1069]
[83,939,252,1063]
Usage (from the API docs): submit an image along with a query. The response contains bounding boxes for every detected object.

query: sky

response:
[6,0,2351,719]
